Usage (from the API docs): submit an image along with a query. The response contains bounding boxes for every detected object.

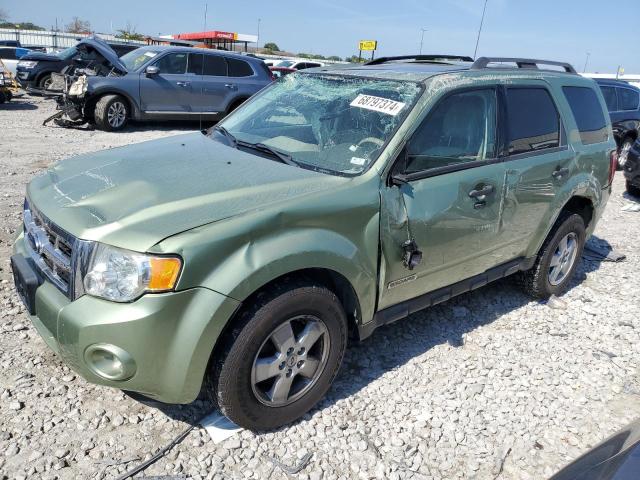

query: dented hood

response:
[79,36,128,73]
[27,133,343,251]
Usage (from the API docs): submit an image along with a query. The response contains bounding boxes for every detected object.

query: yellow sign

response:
[359,40,377,51]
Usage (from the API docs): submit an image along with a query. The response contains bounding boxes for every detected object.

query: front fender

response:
[87,80,141,118]
[154,193,381,324]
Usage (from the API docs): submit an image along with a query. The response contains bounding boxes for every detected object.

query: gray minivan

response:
[60,42,274,131]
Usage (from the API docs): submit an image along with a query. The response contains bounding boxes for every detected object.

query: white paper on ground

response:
[200,410,242,443]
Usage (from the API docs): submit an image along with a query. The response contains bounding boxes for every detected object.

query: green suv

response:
[11,55,617,430]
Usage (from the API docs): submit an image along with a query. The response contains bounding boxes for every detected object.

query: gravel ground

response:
[1,95,640,480]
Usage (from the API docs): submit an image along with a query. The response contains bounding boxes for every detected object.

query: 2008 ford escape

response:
[12,55,617,430]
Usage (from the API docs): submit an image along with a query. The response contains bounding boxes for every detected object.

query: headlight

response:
[83,243,182,302]
[17,60,38,69]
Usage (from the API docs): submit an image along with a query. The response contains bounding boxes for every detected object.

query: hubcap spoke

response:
[298,356,320,379]
[269,373,295,403]
[298,321,324,350]
[550,251,562,267]
[254,355,282,383]
[270,321,295,353]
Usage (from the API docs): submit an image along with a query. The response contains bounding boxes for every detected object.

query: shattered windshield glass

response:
[217,73,422,175]
[120,48,158,71]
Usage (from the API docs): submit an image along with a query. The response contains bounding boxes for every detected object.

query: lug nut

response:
[297,360,304,368]
[298,347,305,355]
[279,362,285,370]
[287,347,294,355]
[286,369,293,377]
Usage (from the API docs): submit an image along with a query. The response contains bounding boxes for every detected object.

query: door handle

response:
[224,83,237,90]
[176,81,190,87]
[468,184,495,199]
[552,167,570,179]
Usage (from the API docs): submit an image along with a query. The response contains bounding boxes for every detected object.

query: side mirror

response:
[145,65,159,76]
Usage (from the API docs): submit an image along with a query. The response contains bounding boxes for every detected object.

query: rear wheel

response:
[207,280,348,430]
[627,180,640,198]
[519,213,586,298]
[94,94,129,131]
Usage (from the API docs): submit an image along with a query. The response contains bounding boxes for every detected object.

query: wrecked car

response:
[44,40,273,130]
[16,38,138,90]
[12,55,616,430]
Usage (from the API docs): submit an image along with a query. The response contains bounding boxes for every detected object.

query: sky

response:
[0,0,633,74]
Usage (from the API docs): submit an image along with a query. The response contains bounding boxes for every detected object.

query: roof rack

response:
[471,57,577,74]
[365,54,474,66]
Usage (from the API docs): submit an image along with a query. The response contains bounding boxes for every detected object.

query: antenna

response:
[204,4,208,31]
[474,0,488,59]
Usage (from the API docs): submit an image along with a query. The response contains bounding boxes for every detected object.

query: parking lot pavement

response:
[1,95,640,480]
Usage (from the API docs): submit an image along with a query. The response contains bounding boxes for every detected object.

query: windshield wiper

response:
[212,125,237,148]
[237,141,300,167]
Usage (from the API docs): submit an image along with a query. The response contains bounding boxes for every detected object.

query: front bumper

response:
[12,233,241,403]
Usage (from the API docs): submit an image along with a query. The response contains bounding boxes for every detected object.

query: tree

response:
[0,21,45,31]
[66,16,91,34]
[263,42,280,52]
[345,55,365,63]
[327,55,342,62]
[0,8,8,23]
[116,21,145,41]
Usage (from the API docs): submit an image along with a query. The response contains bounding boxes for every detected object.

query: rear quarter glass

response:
[562,86,609,145]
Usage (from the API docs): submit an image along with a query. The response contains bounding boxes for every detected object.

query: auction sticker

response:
[350,94,406,116]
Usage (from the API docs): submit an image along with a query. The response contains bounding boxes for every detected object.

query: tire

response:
[207,280,348,430]
[519,212,586,299]
[94,94,129,131]
[627,180,640,198]
[38,74,53,90]
[618,139,634,169]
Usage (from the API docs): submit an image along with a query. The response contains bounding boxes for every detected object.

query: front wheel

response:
[207,281,348,430]
[519,213,586,298]
[94,94,129,131]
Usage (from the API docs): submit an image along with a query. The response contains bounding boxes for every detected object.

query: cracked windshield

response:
[215,74,422,175]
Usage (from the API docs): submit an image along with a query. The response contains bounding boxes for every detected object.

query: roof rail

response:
[365,54,474,66]
[471,57,577,74]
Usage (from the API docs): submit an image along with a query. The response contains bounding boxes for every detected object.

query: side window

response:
[154,53,188,74]
[562,86,609,145]
[203,55,227,76]
[405,89,497,174]
[618,88,640,111]
[227,58,253,77]
[600,87,618,112]
[296,63,308,70]
[187,53,203,74]
[506,88,561,155]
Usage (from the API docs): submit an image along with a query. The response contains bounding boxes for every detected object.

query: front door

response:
[379,87,512,310]
[140,52,195,114]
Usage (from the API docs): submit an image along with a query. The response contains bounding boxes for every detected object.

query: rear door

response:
[497,82,574,258]
[139,52,193,113]
[379,87,511,309]
[189,53,232,114]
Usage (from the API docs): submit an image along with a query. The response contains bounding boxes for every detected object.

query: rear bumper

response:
[12,233,241,403]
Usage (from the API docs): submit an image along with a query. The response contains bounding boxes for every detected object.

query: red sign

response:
[176,31,238,41]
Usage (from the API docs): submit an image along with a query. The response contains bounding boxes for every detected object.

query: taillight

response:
[608,149,618,186]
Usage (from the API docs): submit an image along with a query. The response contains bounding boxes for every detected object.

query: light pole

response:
[419,28,428,55]
[257,18,261,50]
[474,0,488,59]
[583,52,591,73]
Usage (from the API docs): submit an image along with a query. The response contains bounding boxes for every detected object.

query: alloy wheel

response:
[107,102,127,128]
[251,315,330,407]
[548,232,578,286]
[619,142,632,168]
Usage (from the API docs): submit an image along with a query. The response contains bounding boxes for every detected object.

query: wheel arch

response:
[85,89,140,120]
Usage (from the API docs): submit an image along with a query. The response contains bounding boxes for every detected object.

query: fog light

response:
[84,344,136,381]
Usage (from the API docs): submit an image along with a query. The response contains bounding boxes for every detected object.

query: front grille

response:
[23,200,77,298]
